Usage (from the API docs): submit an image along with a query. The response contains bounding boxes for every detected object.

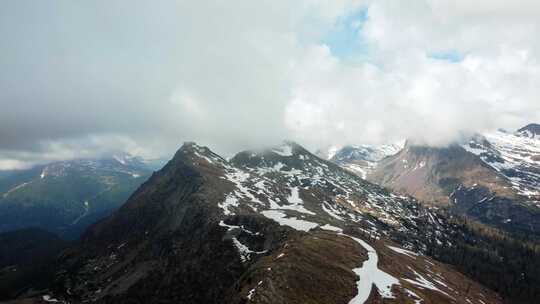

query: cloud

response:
[287,0,540,147]
[1,0,540,169]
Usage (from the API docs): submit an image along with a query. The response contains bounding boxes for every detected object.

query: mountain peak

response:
[170,142,228,169]
[230,140,315,171]
[179,141,205,151]
[271,140,310,157]
[177,141,220,158]
[369,140,513,205]
[270,142,295,157]
[517,123,540,138]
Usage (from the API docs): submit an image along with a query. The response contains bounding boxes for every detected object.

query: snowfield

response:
[344,234,400,303]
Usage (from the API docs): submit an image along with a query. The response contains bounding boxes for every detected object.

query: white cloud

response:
[286,0,540,148]
[0,159,31,171]
[1,0,540,169]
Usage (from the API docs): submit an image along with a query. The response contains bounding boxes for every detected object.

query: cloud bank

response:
[1,0,540,168]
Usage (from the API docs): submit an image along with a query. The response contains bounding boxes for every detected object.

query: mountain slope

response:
[463,129,540,204]
[0,155,153,238]
[369,141,514,205]
[33,142,504,304]
[368,139,540,238]
[0,228,69,300]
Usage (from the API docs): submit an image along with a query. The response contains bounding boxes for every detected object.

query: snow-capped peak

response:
[272,143,294,157]
[462,128,540,203]
[516,123,540,139]
[323,141,405,179]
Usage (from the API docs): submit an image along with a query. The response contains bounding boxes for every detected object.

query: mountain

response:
[0,155,154,239]
[517,123,540,138]
[365,125,540,239]
[463,129,540,203]
[0,228,69,300]
[7,141,517,304]
[369,141,514,205]
[317,142,404,179]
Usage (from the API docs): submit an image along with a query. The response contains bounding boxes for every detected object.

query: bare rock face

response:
[9,142,507,304]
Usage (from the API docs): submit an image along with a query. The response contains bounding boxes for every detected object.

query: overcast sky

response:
[1,0,540,169]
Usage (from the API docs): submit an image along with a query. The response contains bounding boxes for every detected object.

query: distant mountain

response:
[365,125,540,239]
[13,141,517,304]
[517,123,540,138]
[463,128,540,201]
[0,154,154,239]
[369,141,514,205]
[317,142,404,178]
[315,129,540,302]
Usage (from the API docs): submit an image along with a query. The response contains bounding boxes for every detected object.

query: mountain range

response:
[0,154,158,239]
[4,140,540,304]
[317,124,540,239]
[2,125,540,304]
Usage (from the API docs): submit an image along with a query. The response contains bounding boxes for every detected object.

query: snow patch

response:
[277,187,316,215]
[322,203,345,221]
[232,237,253,262]
[387,245,419,258]
[261,210,318,232]
[247,280,263,300]
[42,295,61,303]
[404,289,423,304]
[345,234,399,303]
[320,224,343,232]
[404,269,452,298]
[218,194,240,215]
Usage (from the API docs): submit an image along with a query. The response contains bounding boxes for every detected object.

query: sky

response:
[1,0,540,169]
